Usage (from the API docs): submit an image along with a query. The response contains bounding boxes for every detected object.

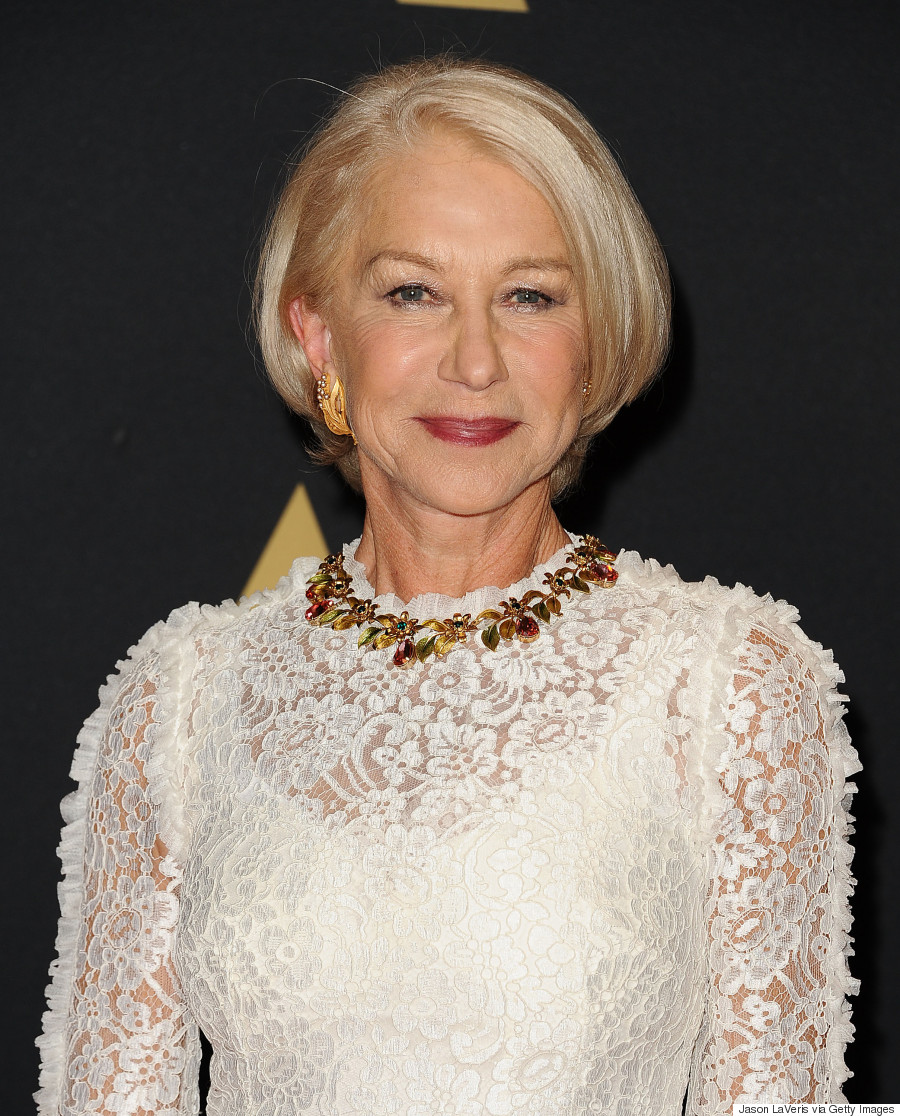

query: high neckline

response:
[340,530,583,619]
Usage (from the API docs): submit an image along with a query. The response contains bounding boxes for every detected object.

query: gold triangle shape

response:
[396,0,528,9]
[242,484,329,598]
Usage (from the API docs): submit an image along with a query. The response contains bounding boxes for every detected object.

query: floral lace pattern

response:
[37,544,859,1115]
[689,627,859,1109]
[37,657,201,1114]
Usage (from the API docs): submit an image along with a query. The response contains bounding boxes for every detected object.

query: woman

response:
[36,56,859,1114]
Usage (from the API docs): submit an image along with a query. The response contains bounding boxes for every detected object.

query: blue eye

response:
[511,288,552,306]
[391,284,429,302]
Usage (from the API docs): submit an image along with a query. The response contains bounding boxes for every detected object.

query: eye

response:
[387,283,433,303]
[509,288,554,307]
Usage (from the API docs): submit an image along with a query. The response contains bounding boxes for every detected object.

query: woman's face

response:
[291,134,585,521]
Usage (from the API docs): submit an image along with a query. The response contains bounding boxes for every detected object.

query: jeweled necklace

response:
[304,535,618,669]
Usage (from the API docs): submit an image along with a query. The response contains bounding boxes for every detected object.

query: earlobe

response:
[287,296,332,380]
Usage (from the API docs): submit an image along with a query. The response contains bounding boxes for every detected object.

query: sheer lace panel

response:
[52,656,199,1115]
[692,623,854,1109]
[176,572,717,1114]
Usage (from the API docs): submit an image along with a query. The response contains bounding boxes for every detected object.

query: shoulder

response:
[118,553,322,672]
[618,551,862,849]
[76,554,322,859]
[613,548,855,764]
[613,548,839,679]
[614,546,776,620]
[82,554,323,756]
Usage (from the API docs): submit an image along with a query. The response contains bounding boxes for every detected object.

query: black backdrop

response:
[4,0,898,1107]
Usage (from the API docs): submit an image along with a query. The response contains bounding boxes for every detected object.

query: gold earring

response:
[316,371,357,444]
[582,379,592,397]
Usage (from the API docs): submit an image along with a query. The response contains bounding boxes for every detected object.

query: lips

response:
[417,417,519,446]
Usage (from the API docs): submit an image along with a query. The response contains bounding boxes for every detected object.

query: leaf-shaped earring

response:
[316,371,357,444]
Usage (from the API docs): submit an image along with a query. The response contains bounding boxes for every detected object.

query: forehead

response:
[347,135,569,264]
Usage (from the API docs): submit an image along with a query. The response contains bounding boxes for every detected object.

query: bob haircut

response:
[255,55,671,498]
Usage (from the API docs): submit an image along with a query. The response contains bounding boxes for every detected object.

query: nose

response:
[437,304,508,390]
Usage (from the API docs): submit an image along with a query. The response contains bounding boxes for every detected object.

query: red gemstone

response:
[589,561,618,584]
[305,599,332,622]
[305,585,322,602]
[393,637,416,667]
[515,615,540,643]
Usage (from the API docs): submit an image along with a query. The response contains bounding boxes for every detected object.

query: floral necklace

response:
[304,535,618,668]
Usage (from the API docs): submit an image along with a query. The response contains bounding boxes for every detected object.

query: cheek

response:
[514,328,584,400]
[341,321,439,394]
[549,320,585,373]
[513,310,583,362]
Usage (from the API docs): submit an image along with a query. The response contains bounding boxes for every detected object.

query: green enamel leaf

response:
[571,575,589,592]
[499,618,516,641]
[416,635,437,661]
[535,601,552,623]
[482,625,501,651]
[358,626,380,648]
[318,609,342,624]
[476,608,503,623]
[309,572,332,585]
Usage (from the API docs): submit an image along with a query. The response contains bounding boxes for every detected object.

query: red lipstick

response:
[417,417,519,446]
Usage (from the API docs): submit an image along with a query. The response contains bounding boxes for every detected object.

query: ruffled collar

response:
[339,530,584,618]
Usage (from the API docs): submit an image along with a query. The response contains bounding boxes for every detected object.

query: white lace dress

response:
[36,536,860,1115]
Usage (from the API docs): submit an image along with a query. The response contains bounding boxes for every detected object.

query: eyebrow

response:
[500,256,574,276]
[361,250,439,278]
[361,250,574,280]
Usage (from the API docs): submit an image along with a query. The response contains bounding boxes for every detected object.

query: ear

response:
[288,297,332,381]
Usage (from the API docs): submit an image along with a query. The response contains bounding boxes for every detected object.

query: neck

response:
[353,484,569,604]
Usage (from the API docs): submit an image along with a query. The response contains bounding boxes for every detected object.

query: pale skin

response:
[289,133,587,603]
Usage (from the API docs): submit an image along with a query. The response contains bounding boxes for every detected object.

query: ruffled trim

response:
[621,556,861,1100]
[141,604,203,864]
[741,596,860,1098]
[729,590,860,1098]
[34,693,108,1113]
[338,532,584,617]
[35,602,201,1111]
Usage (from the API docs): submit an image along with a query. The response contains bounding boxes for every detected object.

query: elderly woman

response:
[36,57,859,1115]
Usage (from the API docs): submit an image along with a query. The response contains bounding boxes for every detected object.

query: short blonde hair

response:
[255,56,671,498]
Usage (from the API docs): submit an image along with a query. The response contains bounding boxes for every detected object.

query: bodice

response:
[36,539,861,1115]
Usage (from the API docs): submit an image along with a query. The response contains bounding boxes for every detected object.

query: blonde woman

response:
[37,56,860,1114]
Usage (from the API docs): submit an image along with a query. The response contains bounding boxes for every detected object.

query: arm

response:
[689,618,860,1110]
[36,652,201,1115]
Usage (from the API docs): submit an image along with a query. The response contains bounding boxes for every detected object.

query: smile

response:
[416,417,520,446]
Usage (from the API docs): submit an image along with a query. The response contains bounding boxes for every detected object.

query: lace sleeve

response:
[35,651,201,1115]
[689,615,860,1110]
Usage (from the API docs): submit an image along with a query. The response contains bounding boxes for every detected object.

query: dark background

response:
[4,0,898,1107]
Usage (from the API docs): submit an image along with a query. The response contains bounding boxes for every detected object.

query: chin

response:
[359,437,560,517]
[406,464,549,518]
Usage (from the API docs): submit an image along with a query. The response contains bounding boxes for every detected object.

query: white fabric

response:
[36,536,860,1115]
